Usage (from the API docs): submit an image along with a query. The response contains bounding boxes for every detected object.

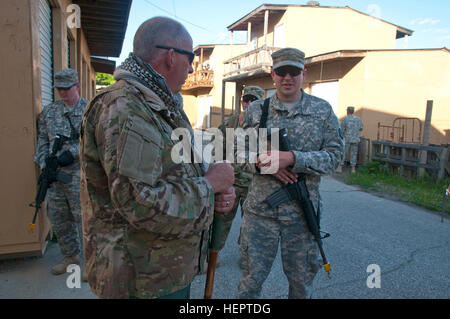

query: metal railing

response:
[377,117,422,144]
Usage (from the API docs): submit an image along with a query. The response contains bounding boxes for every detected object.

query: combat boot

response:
[51,255,80,275]
[336,166,342,173]
[351,166,356,174]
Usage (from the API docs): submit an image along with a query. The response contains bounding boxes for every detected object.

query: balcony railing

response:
[182,70,214,90]
[223,45,280,79]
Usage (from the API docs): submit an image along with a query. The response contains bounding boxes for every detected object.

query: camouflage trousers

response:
[343,142,358,167]
[237,211,320,299]
[46,174,83,258]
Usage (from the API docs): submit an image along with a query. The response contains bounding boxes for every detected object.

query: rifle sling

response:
[64,114,80,140]
[259,98,270,129]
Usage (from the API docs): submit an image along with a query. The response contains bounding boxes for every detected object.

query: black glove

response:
[57,150,75,167]
[45,155,59,183]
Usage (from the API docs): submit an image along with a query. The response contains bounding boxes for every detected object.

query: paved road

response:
[1,176,449,299]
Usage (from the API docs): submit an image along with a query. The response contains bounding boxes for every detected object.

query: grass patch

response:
[342,161,450,214]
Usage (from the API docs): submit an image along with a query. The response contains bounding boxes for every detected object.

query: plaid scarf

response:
[117,53,177,111]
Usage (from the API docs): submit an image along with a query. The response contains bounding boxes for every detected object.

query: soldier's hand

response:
[273,168,298,184]
[205,161,235,194]
[257,151,295,175]
[214,187,236,213]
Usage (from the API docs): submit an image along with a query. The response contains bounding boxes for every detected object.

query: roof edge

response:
[305,47,450,64]
[226,4,414,37]
[227,4,288,31]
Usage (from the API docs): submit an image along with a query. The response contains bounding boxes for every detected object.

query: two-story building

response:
[182,2,449,146]
[0,0,131,258]
[181,43,248,128]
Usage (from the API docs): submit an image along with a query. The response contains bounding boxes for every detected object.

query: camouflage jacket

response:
[80,72,215,299]
[34,98,88,176]
[219,111,253,188]
[341,114,363,143]
[240,91,344,221]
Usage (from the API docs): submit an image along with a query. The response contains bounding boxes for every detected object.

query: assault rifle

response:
[29,135,72,230]
[265,128,331,276]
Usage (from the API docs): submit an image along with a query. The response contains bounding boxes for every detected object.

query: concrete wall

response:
[284,7,397,57]
[356,50,450,145]
[304,49,450,145]
[0,0,97,257]
[243,6,399,57]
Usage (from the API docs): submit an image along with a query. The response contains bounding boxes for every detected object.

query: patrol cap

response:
[54,68,79,89]
[242,86,264,100]
[347,106,355,112]
[271,48,306,70]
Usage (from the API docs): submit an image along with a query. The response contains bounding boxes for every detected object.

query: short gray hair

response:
[133,17,191,63]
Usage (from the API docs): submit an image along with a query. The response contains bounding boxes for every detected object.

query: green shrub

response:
[345,161,449,214]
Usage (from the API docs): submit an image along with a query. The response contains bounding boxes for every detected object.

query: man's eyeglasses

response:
[242,95,258,103]
[274,66,303,77]
[156,45,195,64]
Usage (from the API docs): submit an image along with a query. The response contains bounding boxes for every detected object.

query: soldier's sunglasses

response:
[274,66,302,77]
[242,95,258,103]
[57,84,78,91]
[156,45,195,64]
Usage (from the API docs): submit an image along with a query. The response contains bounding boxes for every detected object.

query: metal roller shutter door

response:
[39,0,54,108]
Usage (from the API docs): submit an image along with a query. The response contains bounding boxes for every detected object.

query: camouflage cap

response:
[242,86,264,100]
[347,106,355,112]
[271,48,306,70]
[54,68,79,89]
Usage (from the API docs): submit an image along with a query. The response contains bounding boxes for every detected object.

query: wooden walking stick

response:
[204,211,224,299]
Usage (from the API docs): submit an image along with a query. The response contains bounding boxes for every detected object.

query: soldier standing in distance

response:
[34,68,88,278]
[236,48,344,299]
[79,16,235,299]
[218,86,264,268]
[336,106,363,173]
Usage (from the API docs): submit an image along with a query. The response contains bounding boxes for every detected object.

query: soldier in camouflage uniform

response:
[337,106,363,173]
[236,48,344,299]
[218,86,264,267]
[34,69,88,277]
[79,17,235,299]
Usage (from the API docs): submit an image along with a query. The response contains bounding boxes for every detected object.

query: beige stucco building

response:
[0,0,131,258]
[181,3,449,146]
[181,44,247,128]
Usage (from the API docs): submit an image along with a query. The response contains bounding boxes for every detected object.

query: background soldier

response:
[337,106,363,173]
[218,86,264,268]
[236,48,343,299]
[34,68,88,278]
[79,17,235,299]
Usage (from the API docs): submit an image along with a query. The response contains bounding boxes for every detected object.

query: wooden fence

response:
[371,140,449,181]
